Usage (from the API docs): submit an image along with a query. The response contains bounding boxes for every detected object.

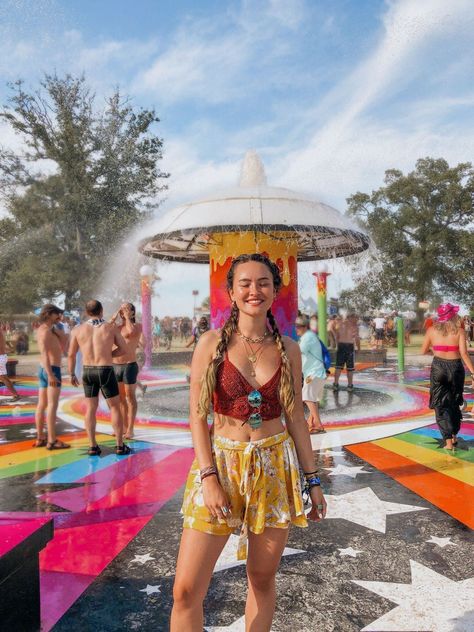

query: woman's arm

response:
[420,329,432,354]
[458,329,474,374]
[283,338,318,471]
[284,337,326,520]
[188,330,219,468]
[188,330,231,519]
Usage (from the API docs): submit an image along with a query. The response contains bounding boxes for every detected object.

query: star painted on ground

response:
[426,535,457,548]
[131,553,155,564]
[205,616,246,631]
[139,584,161,596]
[324,487,427,533]
[21,429,37,435]
[324,464,372,478]
[338,546,363,558]
[214,534,305,573]
[353,560,474,631]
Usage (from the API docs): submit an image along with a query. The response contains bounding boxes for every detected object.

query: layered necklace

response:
[238,329,268,377]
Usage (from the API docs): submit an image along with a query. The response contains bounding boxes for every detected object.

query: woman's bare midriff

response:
[212,414,286,442]
[433,352,462,360]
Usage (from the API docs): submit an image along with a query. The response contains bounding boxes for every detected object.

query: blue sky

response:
[1,0,474,315]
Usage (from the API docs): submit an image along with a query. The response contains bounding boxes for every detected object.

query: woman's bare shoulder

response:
[281,335,299,355]
[195,329,220,353]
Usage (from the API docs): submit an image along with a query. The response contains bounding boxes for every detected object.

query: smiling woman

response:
[170,253,327,632]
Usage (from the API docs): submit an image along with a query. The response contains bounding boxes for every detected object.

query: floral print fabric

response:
[181,429,307,559]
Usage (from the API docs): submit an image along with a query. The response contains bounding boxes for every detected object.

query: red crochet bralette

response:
[213,354,282,421]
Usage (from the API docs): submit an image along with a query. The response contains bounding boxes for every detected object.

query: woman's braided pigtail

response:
[267,309,295,418]
[197,302,239,418]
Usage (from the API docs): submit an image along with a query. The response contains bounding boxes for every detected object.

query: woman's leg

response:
[171,528,230,632]
[245,527,289,632]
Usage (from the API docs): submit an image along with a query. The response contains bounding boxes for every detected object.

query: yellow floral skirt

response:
[181,429,307,559]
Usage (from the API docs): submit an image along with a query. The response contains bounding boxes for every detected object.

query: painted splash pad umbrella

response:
[139,151,369,336]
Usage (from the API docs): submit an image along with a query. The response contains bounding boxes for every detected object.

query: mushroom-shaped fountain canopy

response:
[139,151,369,263]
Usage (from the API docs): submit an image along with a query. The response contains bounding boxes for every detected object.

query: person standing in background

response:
[0,328,21,401]
[295,315,326,434]
[333,313,360,392]
[35,304,70,449]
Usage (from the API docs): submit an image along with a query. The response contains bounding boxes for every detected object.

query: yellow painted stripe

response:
[374,437,474,486]
[0,433,113,468]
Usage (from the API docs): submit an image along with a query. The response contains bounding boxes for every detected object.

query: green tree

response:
[0,74,169,314]
[344,157,474,313]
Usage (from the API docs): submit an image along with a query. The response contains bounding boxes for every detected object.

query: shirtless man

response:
[34,304,70,449]
[0,328,20,402]
[333,313,360,392]
[68,299,131,456]
[110,302,145,439]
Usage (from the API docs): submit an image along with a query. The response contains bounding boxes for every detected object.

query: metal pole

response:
[141,277,153,370]
[397,316,405,373]
[313,272,329,346]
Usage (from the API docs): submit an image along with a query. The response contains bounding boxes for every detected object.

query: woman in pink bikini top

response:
[421,303,471,360]
[421,303,474,451]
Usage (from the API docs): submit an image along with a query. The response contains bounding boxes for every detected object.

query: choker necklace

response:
[237,329,268,344]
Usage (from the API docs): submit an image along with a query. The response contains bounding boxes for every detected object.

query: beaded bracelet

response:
[200,465,218,482]
[302,476,322,506]
[306,476,321,488]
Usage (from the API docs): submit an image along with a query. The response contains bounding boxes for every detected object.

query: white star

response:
[353,560,474,631]
[131,553,155,564]
[214,534,305,573]
[338,546,363,558]
[205,616,246,631]
[324,464,372,478]
[324,487,427,533]
[139,584,161,595]
[21,429,37,435]
[426,536,457,548]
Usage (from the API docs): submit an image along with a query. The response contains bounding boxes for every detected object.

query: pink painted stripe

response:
[41,444,178,512]
[41,570,94,632]
[0,418,35,426]
[426,422,474,436]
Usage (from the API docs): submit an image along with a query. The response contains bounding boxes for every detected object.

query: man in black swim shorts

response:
[110,303,145,440]
[333,313,360,392]
[68,300,131,456]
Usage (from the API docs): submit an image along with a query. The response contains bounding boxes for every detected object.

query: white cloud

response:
[275,0,474,206]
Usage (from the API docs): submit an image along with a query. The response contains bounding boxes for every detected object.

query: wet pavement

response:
[0,362,473,631]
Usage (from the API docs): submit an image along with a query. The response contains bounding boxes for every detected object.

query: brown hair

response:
[38,304,63,323]
[85,299,103,317]
[433,315,461,336]
[197,253,295,419]
[121,302,136,324]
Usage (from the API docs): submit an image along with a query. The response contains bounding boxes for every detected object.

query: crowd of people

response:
[152,315,208,351]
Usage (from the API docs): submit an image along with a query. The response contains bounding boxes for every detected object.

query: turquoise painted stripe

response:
[34,440,154,484]
[413,427,473,441]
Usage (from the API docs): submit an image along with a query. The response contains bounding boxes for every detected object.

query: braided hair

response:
[197,253,295,418]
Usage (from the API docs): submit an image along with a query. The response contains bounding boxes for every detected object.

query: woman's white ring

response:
[221,506,229,515]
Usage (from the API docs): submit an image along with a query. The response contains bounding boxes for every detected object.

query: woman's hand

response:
[202,476,232,521]
[306,485,327,522]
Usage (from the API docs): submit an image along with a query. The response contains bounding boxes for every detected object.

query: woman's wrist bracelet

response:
[304,470,319,478]
[305,476,321,488]
[200,465,218,482]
